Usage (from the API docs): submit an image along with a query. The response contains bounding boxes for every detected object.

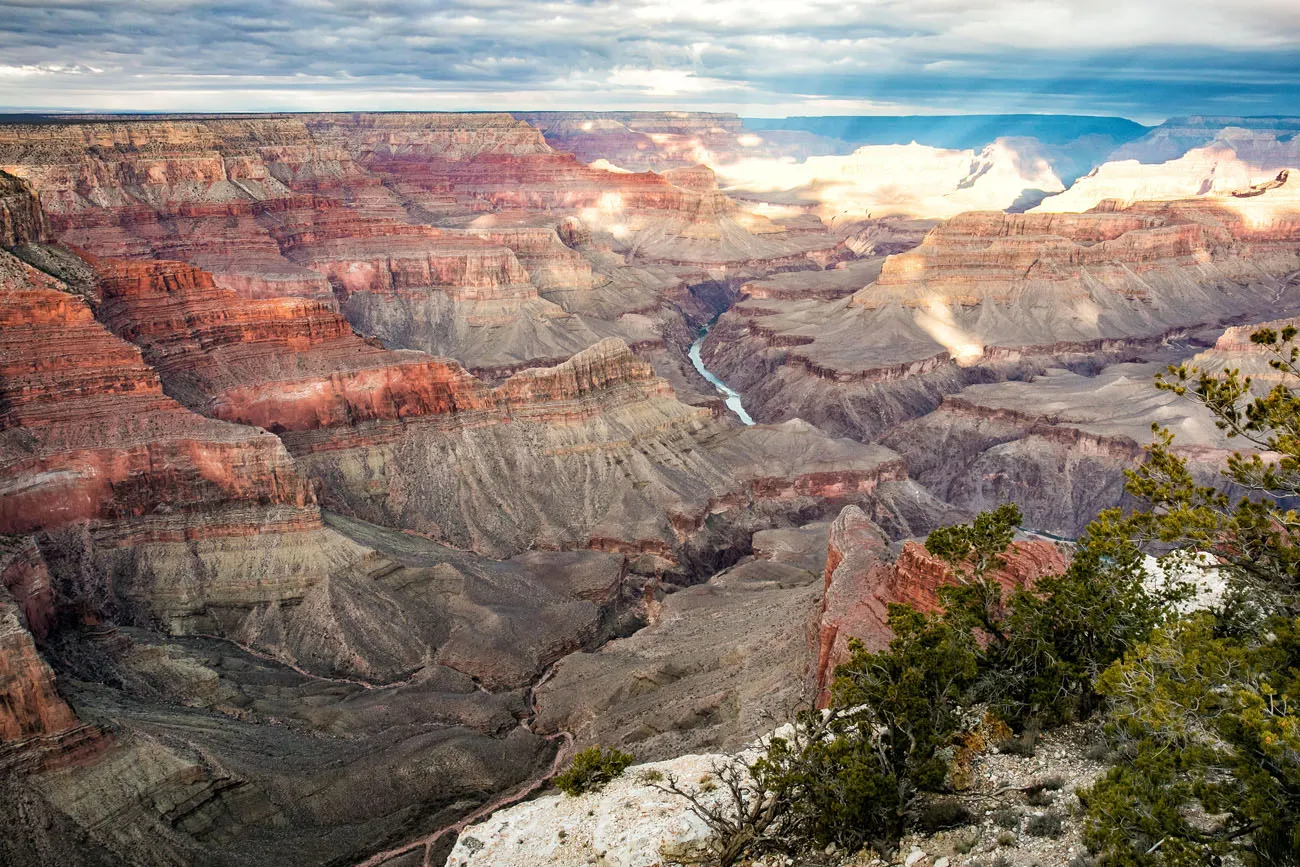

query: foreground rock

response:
[447,721,1108,867]
[447,750,728,867]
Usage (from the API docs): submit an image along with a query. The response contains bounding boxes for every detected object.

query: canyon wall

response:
[703,186,1300,442]
[0,113,851,384]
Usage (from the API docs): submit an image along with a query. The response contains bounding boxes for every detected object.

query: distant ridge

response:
[742,114,1150,150]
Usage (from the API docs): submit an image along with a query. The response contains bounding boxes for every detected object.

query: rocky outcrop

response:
[446,717,1107,867]
[0,248,377,638]
[533,521,830,761]
[1033,147,1269,213]
[0,169,47,246]
[815,506,1069,698]
[0,567,77,740]
[1185,314,1300,389]
[93,256,498,430]
[878,360,1253,538]
[0,539,111,775]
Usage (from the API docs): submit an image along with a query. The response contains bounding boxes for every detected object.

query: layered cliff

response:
[0,113,850,382]
[94,256,500,428]
[0,237,646,867]
[0,248,375,638]
[876,355,1262,537]
[0,168,48,246]
[702,190,1300,440]
[291,338,912,567]
[0,540,108,773]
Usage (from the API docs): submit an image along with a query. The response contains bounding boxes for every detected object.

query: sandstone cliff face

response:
[814,506,1069,699]
[0,548,78,743]
[1188,314,1300,388]
[0,539,111,777]
[533,520,830,762]
[877,331,1291,538]
[94,256,499,431]
[289,338,911,567]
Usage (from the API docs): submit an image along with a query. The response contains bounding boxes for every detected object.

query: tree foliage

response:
[1082,326,1300,866]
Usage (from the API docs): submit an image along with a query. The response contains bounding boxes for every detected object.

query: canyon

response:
[2,110,1299,866]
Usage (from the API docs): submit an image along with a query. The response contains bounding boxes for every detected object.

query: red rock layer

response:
[0,543,77,743]
[0,252,318,539]
[368,151,701,212]
[468,223,595,292]
[89,254,678,460]
[94,257,498,432]
[0,599,80,742]
[262,205,535,303]
[0,540,111,773]
[814,506,1068,701]
[661,165,720,193]
[1,537,55,642]
[494,337,672,415]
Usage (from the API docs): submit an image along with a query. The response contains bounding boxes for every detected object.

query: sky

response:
[1,0,1298,122]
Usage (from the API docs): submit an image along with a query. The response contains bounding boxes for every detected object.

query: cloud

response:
[0,0,1295,117]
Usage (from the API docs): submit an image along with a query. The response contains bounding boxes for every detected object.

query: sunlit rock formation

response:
[0,113,851,389]
[702,186,1300,441]
[716,140,1065,220]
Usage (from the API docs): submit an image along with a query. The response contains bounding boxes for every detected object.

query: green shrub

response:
[917,800,974,832]
[553,746,635,796]
[953,829,981,854]
[993,807,1021,830]
[1025,787,1053,807]
[1024,811,1065,838]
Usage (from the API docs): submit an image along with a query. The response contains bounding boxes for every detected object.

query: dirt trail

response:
[355,659,575,867]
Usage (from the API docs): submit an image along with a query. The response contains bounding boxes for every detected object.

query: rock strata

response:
[703,190,1300,439]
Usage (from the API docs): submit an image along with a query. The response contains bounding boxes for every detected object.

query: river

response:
[688,327,754,425]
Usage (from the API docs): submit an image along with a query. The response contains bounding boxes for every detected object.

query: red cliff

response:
[814,506,1068,701]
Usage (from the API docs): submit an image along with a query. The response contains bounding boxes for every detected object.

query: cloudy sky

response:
[1,0,1297,121]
